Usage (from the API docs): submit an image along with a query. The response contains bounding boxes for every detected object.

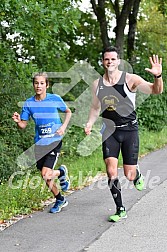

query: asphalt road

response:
[0,146,167,252]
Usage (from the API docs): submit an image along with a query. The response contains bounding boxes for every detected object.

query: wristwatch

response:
[154,74,162,78]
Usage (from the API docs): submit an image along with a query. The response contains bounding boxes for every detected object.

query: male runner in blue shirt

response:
[12,72,72,213]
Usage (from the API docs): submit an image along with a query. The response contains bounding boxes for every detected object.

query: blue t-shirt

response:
[20,93,67,145]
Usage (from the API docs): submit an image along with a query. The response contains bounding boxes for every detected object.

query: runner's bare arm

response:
[85,79,101,135]
[56,108,72,136]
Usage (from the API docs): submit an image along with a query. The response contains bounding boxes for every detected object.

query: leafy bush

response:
[137,92,167,131]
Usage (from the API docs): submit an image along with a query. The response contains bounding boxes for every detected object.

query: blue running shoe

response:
[58,165,70,192]
[50,198,68,213]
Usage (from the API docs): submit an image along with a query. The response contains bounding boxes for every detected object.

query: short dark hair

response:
[32,72,49,86]
[102,46,120,59]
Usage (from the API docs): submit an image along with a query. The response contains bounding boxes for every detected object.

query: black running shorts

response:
[34,141,62,170]
[102,129,139,165]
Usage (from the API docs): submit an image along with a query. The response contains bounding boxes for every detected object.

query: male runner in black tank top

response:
[85,46,163,222]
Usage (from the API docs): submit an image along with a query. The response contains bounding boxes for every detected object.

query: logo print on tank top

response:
[102,95,119,111]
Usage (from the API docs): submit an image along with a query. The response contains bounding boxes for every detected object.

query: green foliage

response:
[157,0,167,16]
[136,93,167,131]
[62,126,85,156]
[65,11,103,72]
[0,94,35,181]
[0,0,81,183]
[0,53,37,182]
[0,0,81,71]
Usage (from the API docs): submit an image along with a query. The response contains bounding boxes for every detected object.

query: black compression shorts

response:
[102,129,139,165]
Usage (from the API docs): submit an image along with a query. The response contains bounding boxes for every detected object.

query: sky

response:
[78,0,92,12]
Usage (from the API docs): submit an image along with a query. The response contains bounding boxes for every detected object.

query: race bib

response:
[38,122,55,138]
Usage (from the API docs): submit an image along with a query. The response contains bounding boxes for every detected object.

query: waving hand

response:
[145,55,162,77]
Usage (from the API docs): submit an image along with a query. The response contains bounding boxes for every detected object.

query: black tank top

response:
[96,72,138,130]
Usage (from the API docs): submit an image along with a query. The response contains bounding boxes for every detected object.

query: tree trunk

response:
[127,0,141,64]
[90,0,141,59]
[90,0,110,49]
[113,0,135,58]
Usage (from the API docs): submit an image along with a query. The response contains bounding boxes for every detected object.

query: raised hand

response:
[145,55,162,77]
